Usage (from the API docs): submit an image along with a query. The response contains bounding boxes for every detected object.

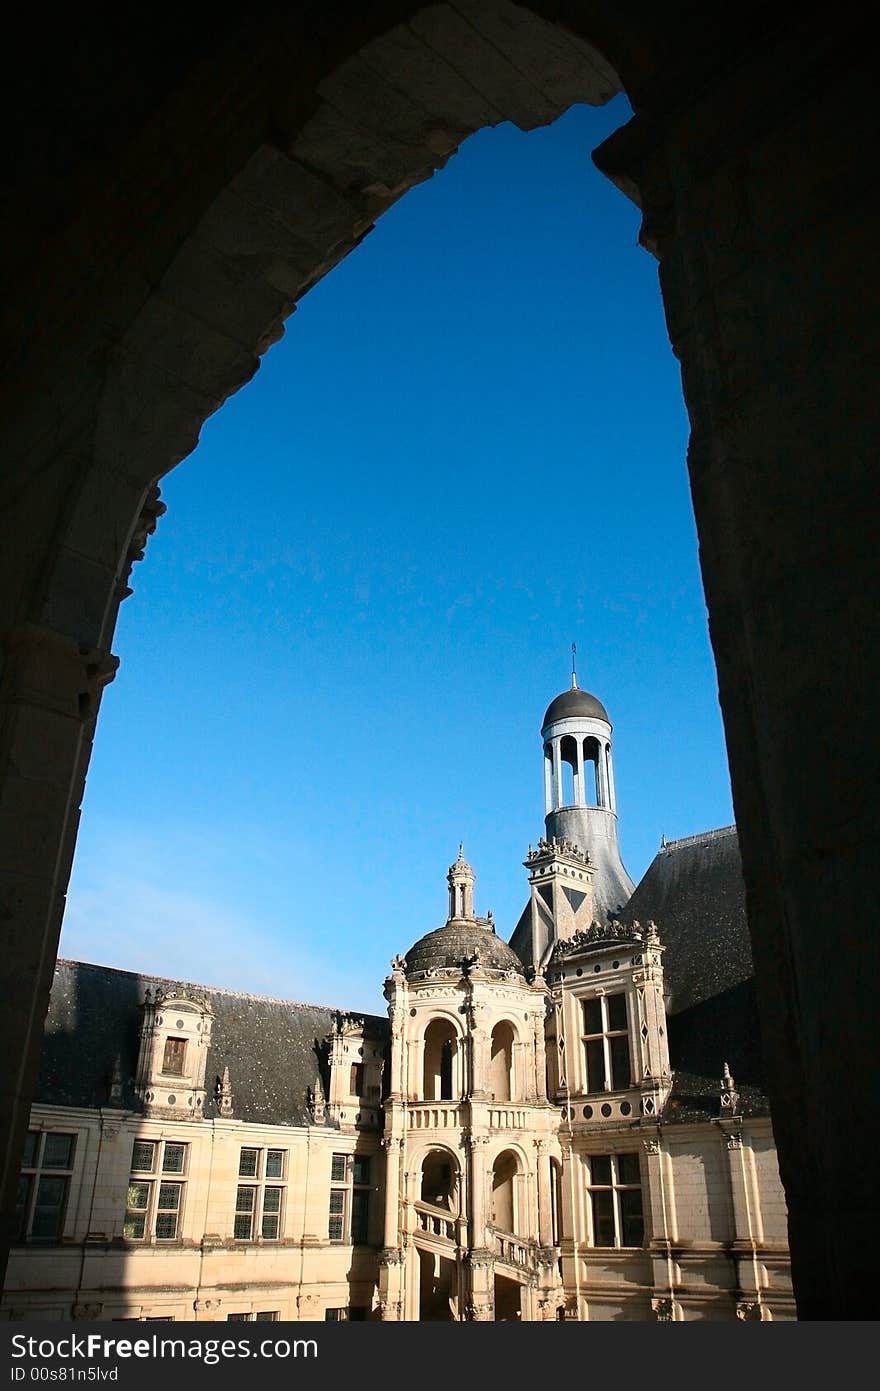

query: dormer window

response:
[162,1038,187,1076]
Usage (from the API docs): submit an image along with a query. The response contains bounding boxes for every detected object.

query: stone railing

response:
[488,1107,527,1129]
[489,1227,534,1270]
[406,1103,463,1129]
[414,1202,458,1245]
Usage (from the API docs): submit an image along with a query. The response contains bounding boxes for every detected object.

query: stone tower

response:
[541,676,634,920]
[378,851,559,1321]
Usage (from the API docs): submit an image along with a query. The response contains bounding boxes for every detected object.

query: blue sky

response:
[59,97,734,1015]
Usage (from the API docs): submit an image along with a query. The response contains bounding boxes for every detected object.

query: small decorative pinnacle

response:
[307,1073,326,1124]
[217,1065,234,1119]
[571,641,578,689]
[108,1054,123,1105]
[720,1062,739,1114]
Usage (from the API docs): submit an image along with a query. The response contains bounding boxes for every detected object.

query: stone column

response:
[595,740,608,808]
[574,738,585,806]
[381,1136,404,1250]
[535,1140,554,1249]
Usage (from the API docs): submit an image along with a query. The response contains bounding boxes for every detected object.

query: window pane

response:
[127,1182,150,1211]
[583,999,603,1036]
[331,1154,347,1183]
[617,1152,641,1185]
[21,1132,39,1169]
[31,1176,67,1240]
[262,1188,282,1214]
[590,1155,612,1185]
[239,1149,259,1177]
[162,1144,186,1174]
[123,1214,146,1239]
[265,1150,284,1179]
[157,1183,181,1211]
[325,1309,346,1321]
[43,1134,74,1169]
[234,1214,253,1240]
[255,1312,278,1322]
[351,1190,369,1245]
[610,1036,631,1090]
[619,1189,644,1247]
[328,1217,344,1242]
[261,1213,280,1240]
[236,1187,256,1213]
[155,1212,178,1240]
[162,1038,186,1075]
[131,1141,155,1172]
[227,1313,251,1321]
[585,1039,606,1092]
[15,1175,33,1238]
[607,994,628,1033]
[329,1191,345,1215]
[590,1190,615,1247]
[353,1156,370,1187]
[350,1063,364,1095]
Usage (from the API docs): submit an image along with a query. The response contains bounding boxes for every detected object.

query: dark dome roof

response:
[542,686,610,729]
[404,923,525,977]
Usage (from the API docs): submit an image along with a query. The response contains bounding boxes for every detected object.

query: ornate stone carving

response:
[736,1299,763,1320]
[651,1296,677,1321]
[379,1246,405,1266]
[643,1138,661,1155]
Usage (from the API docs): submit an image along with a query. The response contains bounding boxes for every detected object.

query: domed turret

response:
[401,846,525,979]
[541,671,633,920]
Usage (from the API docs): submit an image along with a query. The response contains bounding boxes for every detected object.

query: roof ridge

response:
[53,957,383,1018]
[659,825,738,853]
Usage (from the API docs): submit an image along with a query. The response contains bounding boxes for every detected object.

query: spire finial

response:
[571,641,578,689]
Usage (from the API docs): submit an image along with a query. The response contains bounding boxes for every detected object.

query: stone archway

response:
[1,3,877,1318]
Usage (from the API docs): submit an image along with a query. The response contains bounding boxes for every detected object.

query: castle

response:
[1,682,791,1321]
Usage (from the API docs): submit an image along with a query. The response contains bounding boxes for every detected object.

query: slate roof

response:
[404,921,525,977]
[542,686,610,729]
[621,825,770,1120]
[37,960,388,1125]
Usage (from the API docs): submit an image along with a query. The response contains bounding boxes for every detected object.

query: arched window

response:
[422,1018,458,1101]
[489,1021,515,1101]
[420,1150,458,1212]
[491,1150,520,1234]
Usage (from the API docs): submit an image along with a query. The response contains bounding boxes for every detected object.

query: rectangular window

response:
[350,1063,364,1095]
[232,1148,287,1241]
[586,1152,644,1248]
[124,1140,187,1241]
[16,1131,75,1242]
[582,994,631,1092]
[131,1141,156,1173]
[162,1037,187,1075]
[255,1312,279,1322]
[328,1153,371,1245]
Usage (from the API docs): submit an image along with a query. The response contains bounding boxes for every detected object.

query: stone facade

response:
[1,687,793,1321]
